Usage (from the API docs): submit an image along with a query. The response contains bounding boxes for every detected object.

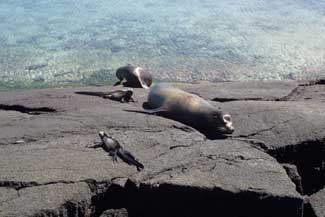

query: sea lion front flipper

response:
[143,107,167,114]
[87,142,102,149]
[109,150,118,162]
[113,80,122,86]
[134,67,150,89]
[138,77,149,89]
[142,102,167,114]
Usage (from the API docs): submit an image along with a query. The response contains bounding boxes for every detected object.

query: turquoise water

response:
[1,0,325,90]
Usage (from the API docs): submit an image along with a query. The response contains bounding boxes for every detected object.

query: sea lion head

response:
[99,131,110,139]
[124,88,134,102]
[212,111,234,134]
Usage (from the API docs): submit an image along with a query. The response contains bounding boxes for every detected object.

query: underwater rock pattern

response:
[1,0,325,90]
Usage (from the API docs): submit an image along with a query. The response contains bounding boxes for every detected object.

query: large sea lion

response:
[143,83,234,135]
[114,64,153,89]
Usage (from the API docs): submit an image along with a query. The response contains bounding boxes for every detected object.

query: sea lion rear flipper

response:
[87,142,102,149]
[117,149,144,171]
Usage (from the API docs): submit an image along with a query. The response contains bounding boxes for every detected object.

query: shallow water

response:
[0,0,325,90]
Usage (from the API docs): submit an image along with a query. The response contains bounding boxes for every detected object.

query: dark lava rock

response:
[315,79,325,85]
[0,82,315,217]
[305,187,325,217]
[283,163,304,195]
[281,84,325,102]
[174,80,299,101]
[0,183,92,217]
[100,208,128,217]
[130,139,302,217]
[218,99,325,195]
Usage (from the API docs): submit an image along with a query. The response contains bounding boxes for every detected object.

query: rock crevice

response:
[0,104,57,115]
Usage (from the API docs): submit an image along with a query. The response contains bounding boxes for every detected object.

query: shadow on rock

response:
[123,109,232,140]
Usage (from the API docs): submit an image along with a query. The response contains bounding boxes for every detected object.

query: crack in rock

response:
[279,86,301,101]
[0,179,102,191]
[236,118,298,139]
[0,104,57,115]
[213,97,265,102]
[267,138,325,196]
[171,124,195,132]
[169,145,192,150]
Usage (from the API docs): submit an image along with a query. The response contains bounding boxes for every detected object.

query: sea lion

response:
[114,64,152,89]
[75,89,135,103]
[88,131,144,171]
[143,83,234,135]
[102,89,135,103]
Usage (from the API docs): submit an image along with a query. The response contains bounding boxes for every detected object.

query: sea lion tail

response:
[117,149,144,171]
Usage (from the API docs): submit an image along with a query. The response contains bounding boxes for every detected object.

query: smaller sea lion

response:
[103,88,135,103]
[114,64,153,89]
[88,131,144,171]
[75,89,135,103]
[143,83,234,135]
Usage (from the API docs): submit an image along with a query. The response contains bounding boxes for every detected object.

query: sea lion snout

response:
[99,131,105,137]
[222,114,234,134]
[99,131,110,138]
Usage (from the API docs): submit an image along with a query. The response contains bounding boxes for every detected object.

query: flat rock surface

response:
[0,187,18,204]
[212,82,325,195]
[0,183,92,217]
[308,187,325,217]
[1,81,322,216]
[282,84,325,102]
[139,139,296,197]
[174,80,299,101]
[219,101,325,150]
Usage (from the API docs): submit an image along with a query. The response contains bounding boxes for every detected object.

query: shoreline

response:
[0,77,323,93]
